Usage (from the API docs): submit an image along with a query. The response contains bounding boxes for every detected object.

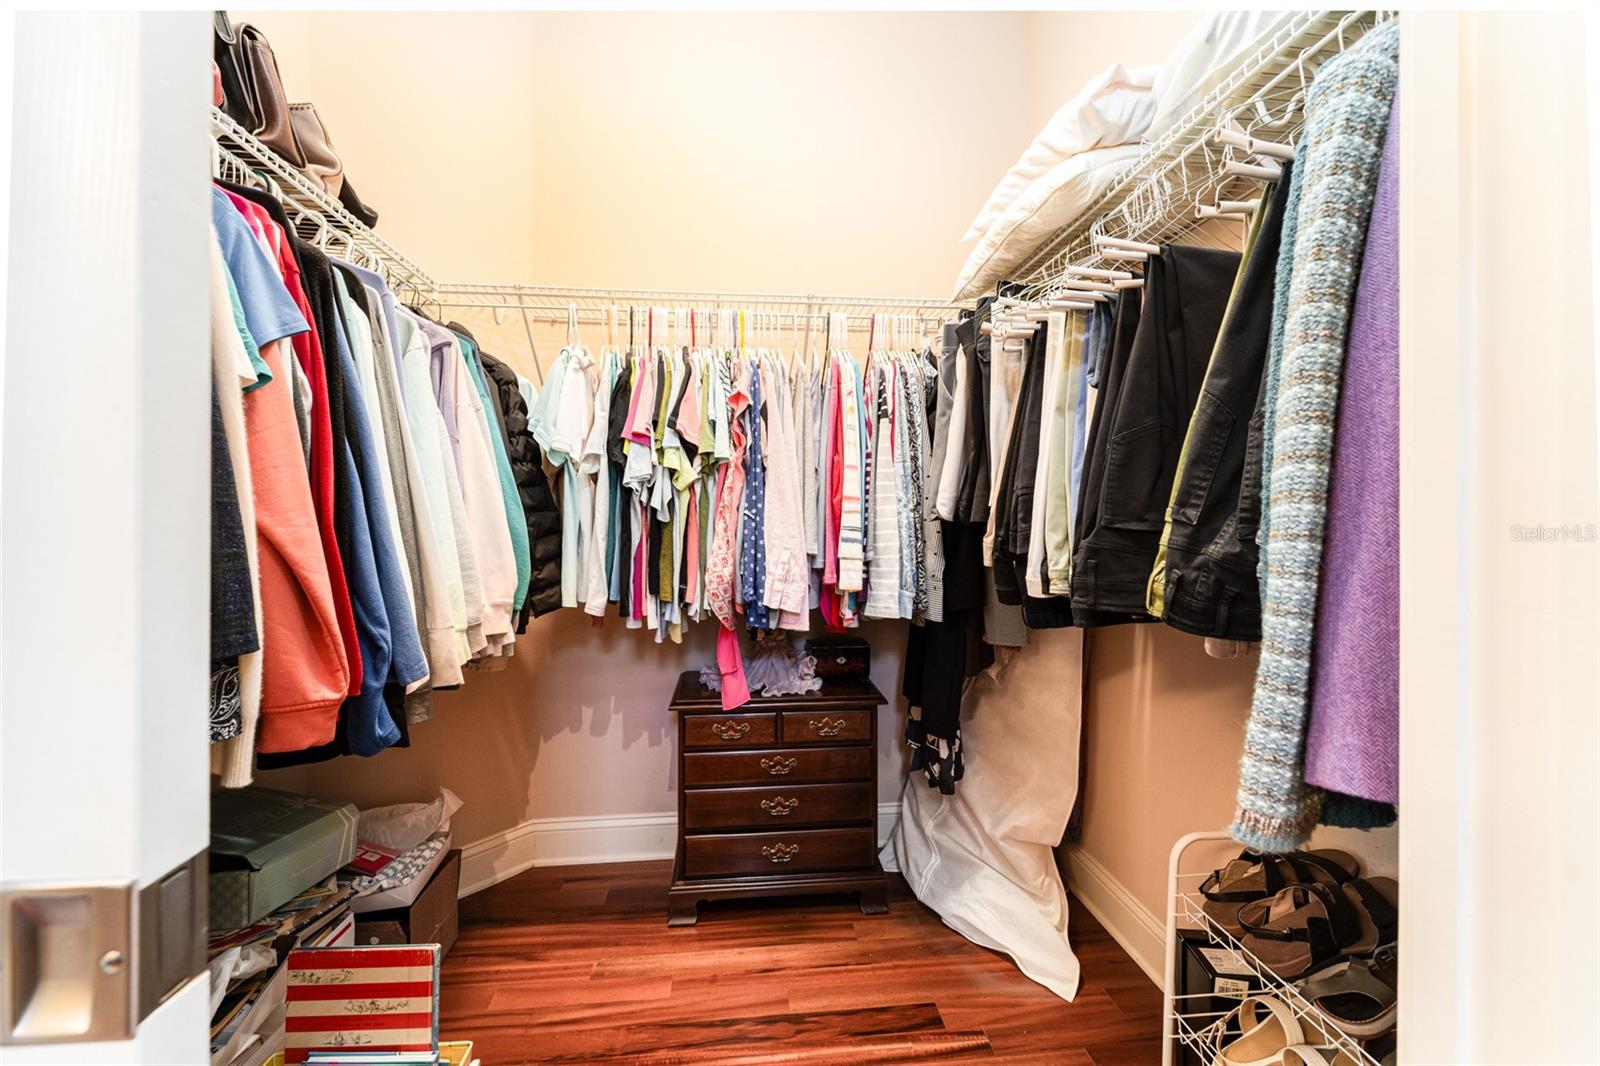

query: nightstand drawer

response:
[682,827,875,878]
[683,783,872,831]
[780,708,872,745]
[681,712,777,749]
[683,747,871,787]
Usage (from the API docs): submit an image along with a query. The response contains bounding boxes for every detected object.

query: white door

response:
[0,11,211,1064]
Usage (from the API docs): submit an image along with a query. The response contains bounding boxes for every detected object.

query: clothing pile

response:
[209,180,560,785]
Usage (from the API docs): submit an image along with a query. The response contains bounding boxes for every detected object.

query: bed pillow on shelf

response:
[952,141,1143,302]
[962,63,1161,243]
[1146,10,1301,142]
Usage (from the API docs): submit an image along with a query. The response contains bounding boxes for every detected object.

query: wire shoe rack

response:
[1162,831,1388,1066]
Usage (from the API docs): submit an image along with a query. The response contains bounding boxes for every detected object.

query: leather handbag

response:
[212,12,259,130]
[289,103,345,197]
[233,22,305,167]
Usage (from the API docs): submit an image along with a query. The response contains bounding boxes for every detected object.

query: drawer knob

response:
[808,716,847,737]
[762,843,800,864]
[711,720,751,740]
[760,796,799,817]
[760,756,798,776]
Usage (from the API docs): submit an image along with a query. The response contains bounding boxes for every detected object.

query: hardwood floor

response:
[441,860,1162,1064]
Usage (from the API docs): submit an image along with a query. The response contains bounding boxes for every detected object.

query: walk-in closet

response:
[2,7,1598,1066]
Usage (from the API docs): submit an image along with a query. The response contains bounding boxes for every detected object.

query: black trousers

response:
[1161,162,1294,641]
[1070,244,1241,626]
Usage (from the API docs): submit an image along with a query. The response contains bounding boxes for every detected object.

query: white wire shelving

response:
[1014,9,1389,301]
[212,109,439,303]
[1162,831,1387,1066]
[210,109,961,346]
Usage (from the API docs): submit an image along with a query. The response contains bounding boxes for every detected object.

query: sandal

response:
[1238,876,1398,980]
[1208,995,1305,1066]
[1339,877,1399,954]
[1200,849,1361,936]
[1237,883,1360,980]
[1299,947,1398,1039]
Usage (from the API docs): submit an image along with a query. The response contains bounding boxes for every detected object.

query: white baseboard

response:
[1060,845,1166,987]
[460,802,904,897]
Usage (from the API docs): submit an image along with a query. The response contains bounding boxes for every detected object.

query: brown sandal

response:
[1200,849,1361,936]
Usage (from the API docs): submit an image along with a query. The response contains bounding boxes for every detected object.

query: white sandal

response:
[1209,995,1305,1066]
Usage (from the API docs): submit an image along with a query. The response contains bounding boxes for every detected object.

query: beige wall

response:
[241,10,1031,294]
[1022,11,1197,135]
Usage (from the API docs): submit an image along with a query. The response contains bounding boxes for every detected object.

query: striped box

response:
[284,945,441,1064]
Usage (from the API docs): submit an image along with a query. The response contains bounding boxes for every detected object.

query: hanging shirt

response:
[211,192,351,752]
[456,329,532,620]
[397,310,475,668]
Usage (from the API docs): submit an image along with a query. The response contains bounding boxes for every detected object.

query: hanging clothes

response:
[1232,17,1399,853]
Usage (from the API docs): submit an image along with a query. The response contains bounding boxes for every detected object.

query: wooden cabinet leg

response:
[667,894,700,927]
[858,884,889,916]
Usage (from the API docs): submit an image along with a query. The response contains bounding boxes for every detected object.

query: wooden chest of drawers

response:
[667,671,889,926]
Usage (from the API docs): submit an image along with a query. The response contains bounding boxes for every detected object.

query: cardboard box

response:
[354,849,461,958]
[210,788,359,929]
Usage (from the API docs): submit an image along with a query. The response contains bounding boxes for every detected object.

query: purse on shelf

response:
[289,102,381,229]
[220,16,306,167]
[212,12,257,130]
[289,102,345,197]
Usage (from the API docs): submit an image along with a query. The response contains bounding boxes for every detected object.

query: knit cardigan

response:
[1231,18,1400,853]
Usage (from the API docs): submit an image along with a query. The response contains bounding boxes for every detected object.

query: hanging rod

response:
[1014,9,1387,301]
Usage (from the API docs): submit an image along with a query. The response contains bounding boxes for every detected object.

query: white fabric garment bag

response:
[885,627,1086,1001]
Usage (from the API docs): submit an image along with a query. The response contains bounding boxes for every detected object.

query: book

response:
[343,842,400,879]
[284,945,441,1065]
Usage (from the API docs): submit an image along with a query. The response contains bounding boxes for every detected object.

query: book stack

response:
[284,944,443,1065]
[210,877,359,1066]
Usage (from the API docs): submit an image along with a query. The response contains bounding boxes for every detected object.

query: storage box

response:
[210,788,359,929]
[354,849,461,958]
[805,635,870,681]
[1175,928,1264,1066]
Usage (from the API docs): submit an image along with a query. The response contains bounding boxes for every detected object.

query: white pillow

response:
[884,628,1087,1001]
[1147,10,1300,142]
[952,142,1143,302]
[962,63,1160,243]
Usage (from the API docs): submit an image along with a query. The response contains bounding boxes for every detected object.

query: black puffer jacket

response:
[477,351,563,624]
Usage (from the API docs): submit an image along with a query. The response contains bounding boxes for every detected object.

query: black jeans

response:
[1161,163,1294,640]
[1070,244,1241,625]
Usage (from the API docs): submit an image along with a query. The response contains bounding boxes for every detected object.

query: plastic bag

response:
[356,788,462,853]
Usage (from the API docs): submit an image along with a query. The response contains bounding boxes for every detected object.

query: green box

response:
[210,787,359,930]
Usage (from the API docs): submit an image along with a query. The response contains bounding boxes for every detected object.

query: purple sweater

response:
[1303,92,1400,804]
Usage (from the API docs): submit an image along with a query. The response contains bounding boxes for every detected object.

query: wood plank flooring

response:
[442,860,1162,1064]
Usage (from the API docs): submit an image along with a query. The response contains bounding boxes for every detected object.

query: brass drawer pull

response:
[808,716,847,737]
[761,843,799,864]
[760,756,797,776]
[760,796,799,817]
[710,720,751,740]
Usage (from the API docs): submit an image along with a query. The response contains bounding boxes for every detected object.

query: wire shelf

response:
[1014,10,1389,300]
[1162,832,1388,1066]
[211,109,439,302]
[210,109,960,334]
